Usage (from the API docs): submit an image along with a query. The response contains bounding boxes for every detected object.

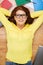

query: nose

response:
[20,16,23,19]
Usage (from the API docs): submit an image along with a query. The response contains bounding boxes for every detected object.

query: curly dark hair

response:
[8,6,34,25]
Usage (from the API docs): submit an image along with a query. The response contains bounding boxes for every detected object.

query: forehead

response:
[16,10,26,14]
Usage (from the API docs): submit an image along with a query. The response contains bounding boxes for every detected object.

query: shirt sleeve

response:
[0,8,12,29]
[31,10,43,18]
[0,7,11,16]
[30,11,43,34]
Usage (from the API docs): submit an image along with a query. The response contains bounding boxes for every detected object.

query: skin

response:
[14,10,28,29]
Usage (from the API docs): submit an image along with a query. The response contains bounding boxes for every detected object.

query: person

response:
[0,6,43,65]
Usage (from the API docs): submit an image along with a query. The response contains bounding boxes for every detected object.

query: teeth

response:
[19,20,23,22]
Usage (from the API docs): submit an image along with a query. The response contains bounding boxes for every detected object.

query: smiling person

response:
[0,6,43,65]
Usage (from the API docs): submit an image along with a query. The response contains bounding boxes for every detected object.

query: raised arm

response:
[0,7,12,29]
[30,11,43,34]
[31,10,43,18]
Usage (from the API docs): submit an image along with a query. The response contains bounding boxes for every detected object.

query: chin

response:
[19,23,25,25]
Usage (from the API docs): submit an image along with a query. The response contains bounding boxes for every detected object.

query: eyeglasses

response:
[15,14,27,18]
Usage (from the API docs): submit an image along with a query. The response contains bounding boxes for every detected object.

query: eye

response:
[15,14,27,18]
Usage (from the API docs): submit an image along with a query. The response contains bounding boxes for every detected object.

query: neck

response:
[17,24,25,30]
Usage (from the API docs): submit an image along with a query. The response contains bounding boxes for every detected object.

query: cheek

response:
[24,18,27,22]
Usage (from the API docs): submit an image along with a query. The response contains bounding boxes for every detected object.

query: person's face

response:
[14,10,28,25]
